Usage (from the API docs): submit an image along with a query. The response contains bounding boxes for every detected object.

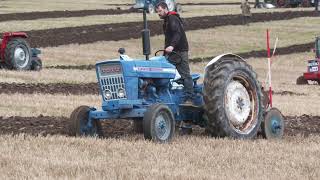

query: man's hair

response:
[156,2,168,9]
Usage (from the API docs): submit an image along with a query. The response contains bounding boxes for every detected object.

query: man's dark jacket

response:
[163,12,189,51]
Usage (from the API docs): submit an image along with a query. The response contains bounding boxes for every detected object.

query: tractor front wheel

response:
[4,38,32,70]
[69,106,103,137]
[143,103,175,143]
[203,59,264,139]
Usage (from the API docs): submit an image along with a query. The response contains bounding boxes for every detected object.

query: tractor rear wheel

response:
[147,3,155,13]
[203,59,264,139]
[175,3,182,13]
[143,103,175,143]
[296,75,308,85]
[276,0,287,7]
[166,0,175,11]
[69,106,103,137]
[4,38,32,70]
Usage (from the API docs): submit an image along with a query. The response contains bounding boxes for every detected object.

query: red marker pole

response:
[267,29,273,107]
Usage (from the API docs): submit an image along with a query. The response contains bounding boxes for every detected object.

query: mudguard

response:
[1,32,28,60]
[205,53,246,69]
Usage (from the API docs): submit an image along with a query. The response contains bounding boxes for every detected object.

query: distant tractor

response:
[69,2,284,142]
[134,0,182,13]
[258,0,313,7]
[0,32,42,71]
[297,37,320,85]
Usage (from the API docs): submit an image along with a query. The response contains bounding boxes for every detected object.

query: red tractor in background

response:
[0,32,42,71]
[297,37,320,85]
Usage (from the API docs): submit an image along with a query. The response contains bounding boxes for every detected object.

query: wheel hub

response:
[271,118,282,134]
[225,81,251,126]
[155,113,170,140]
[14,47,29,68]
[165,0,175,11]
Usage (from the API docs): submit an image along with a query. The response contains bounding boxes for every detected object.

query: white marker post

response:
[267,29,272,108]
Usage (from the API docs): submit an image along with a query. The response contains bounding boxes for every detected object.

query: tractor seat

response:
[174,73,201,84]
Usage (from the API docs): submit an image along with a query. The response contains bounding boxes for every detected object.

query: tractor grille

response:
[98,63,126,101]
[100,75,126,101]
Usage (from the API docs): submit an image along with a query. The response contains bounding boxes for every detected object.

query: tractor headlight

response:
[117,88,126,98]
[104,89,112,100]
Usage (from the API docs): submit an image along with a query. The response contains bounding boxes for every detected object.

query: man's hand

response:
[165,46,174,53]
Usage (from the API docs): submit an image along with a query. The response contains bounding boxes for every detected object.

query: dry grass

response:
[0,93,100,117]
[41,16,320,66]
[0,68,96,84]
[0,134,319,179]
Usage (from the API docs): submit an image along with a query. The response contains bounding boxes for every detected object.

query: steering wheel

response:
[154,50,183,64]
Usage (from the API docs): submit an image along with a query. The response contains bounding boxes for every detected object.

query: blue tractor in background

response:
[69,1,284,142]
[134,0,182,13]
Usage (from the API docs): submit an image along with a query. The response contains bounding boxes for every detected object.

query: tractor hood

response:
[96,56,176,79]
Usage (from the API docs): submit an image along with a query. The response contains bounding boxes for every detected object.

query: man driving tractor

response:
[155,2,194,105]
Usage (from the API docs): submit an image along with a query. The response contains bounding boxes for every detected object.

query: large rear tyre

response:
[4,38,32,70]
[69,106,103,137]
[204,58,264,139]
[143,103,175,143]
[147,4,155,14]
[166,0,176,11]
[296,75,308,85]
[276,0,287,7]
[261,108,284,139]
[175,3,182,13]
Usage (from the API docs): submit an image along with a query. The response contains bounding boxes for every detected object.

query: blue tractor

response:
[134,0,182,13]
[69,1,284,142]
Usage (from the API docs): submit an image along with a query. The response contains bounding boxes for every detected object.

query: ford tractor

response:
[0,32,42,71]
[69,1,284,142]
[296,37,320,85]
[134,0,182,13]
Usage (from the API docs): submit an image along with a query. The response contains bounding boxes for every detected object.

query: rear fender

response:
[1,32,28,60]
[205,53,246,75]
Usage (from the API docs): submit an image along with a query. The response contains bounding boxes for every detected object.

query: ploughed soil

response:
[0,9,139,22]
[0,82,308,96]
[9,10,317,48]
[0,82,99,95]
[0,115,318,138]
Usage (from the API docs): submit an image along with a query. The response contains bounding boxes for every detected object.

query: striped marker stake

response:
[267,29,272,108]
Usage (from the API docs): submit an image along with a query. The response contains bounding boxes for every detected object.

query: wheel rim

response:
[155,111,171,141]
[224,76,258,134]
[264,110,284,138]
[166,0,175,11]
[270,117,283,135]
[148,4,154,13]
[14,46,29,68]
